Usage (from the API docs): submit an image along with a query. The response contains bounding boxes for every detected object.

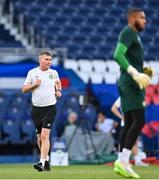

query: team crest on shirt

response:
[49,73,57,79]
[49,74,54,79]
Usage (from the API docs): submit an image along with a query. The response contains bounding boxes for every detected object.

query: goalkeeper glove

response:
[127,65,150,89]
[143,67,154,79]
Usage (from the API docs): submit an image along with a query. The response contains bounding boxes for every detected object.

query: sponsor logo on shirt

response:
[35,75,39,79]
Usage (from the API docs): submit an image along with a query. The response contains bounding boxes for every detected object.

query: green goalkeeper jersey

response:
[119,26,144,83]
[114,26,145,112]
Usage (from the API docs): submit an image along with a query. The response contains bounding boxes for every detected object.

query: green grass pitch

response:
[0,164,159,179]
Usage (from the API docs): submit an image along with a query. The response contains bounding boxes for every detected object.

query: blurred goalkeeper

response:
[22,51,62,172]
[113,8,152,178]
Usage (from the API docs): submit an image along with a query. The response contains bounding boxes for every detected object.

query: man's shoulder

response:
[49,68,58,74]
[120,26,135,36]
[27,67,39,74]
[106,118,114,123]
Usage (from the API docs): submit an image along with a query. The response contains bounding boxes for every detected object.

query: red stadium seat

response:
[145,95,152,105]
[61,78,70,88]
[155,84,159,93]
[146,85,156,97]
[152,94,159,105]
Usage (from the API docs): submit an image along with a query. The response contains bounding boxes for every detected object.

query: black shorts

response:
[31,105,57,134]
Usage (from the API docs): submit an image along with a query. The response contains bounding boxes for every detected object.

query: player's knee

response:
[40,133,48,142]
[135,118,145,130]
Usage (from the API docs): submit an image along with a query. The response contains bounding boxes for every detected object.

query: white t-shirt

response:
[114,97,124,126]
[98,118,115,133]
[114,97,121,108]
[24,67,60,107]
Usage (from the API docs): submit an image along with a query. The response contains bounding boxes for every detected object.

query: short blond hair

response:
[39,51,52,57]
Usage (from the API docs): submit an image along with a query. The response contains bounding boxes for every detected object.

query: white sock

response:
[118,152,123,161]
[134,155,141,163]
[121,148,131,163]
[40,158,46,167]
[47,155,49,162]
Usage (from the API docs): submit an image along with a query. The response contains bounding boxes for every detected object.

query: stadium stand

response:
[0,25,23,47]
[0,0,159,162]
[8,0,159,60]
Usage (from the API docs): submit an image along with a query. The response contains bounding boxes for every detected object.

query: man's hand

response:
[143,67,154,79]
[127,65,150,89]
[55,90,62,98]
[34,79,41,87]
[22,79,41,93]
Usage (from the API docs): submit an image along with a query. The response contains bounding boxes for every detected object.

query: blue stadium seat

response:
[20,119,35,143]
[56,35,72,46]
[132,0,148,7]
[92,84,119,107]
[2,120,23,144]
[7,0,159,59]
[6,106,23,121]
[93,8,108,17]
[78,7,92,15]
[83,104,97,130]
[88,36,103,45]
[62,26,78,36]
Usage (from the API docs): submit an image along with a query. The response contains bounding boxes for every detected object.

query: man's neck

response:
[128,24,138,32]
[39,66,49,71]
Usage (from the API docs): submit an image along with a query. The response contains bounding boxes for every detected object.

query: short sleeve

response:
[114,97,121,108]
[119,29,134,48]
[24,71,32,85]
[54,71,60,81]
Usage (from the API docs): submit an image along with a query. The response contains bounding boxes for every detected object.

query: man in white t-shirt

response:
[96,112,118,134]
[22,51,62,172]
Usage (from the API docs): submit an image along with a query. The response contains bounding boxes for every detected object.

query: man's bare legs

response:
[37,128,50,166]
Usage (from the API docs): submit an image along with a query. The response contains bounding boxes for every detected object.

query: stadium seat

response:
[152,95,159,105]
[83,104,97,130]
[104,73,118,84]
[145,95,152,106]
[10,0,159,59]
[89,72,104,84]
[149,61,159,75]
[2,120,23,144]
[20,119,35,143]
[106,60,120,74]
[92,60,107,73]
[6,106,23,121]
[146,85,156,97]
[78,60,93,73]
[155,84,159,93]
[76,71,90,83]
[150,74,159,85]
[64,59,79,71]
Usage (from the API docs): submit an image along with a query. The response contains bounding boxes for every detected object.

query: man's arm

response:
[111,103,123,120]
[55,80,62,98]
[113,42,129,71]
[55,80,62,91]
[113,42,150,89]
[22,79,41,93]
